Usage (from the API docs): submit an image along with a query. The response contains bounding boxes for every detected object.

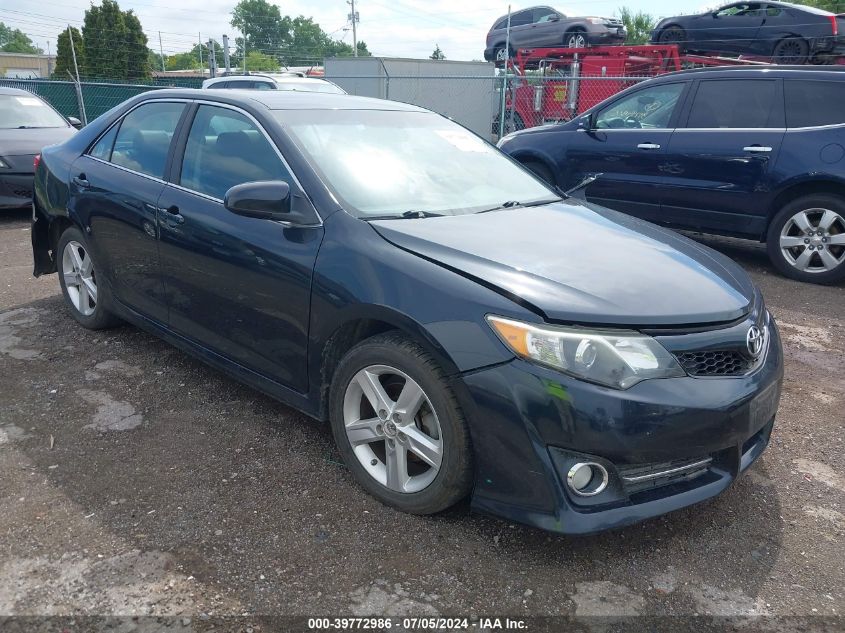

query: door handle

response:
[159,205,185,225]
[637,143,661,150]
[743,145,772,153]
[72,174,89,188]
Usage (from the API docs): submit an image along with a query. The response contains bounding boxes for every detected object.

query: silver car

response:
[202,73,346,94]
[484,5,626,61]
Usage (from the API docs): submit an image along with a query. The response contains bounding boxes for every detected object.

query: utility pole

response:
[198,32,203,68]
[67,24,87,125]
[222,34,231,73]
[158,31,166,72]
[348,0,359,57]
[207,39,217,78]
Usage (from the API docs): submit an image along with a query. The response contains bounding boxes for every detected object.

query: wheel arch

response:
[314,308,465,422]
[766,177,845,240]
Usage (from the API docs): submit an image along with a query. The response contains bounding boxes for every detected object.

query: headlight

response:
[586,17,606,24]
[487,315,685,389]
[0,157,8,169]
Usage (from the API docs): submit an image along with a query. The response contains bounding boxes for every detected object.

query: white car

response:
[201,73,346,94]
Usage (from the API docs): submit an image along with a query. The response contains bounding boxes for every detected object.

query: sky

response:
[0,0,711,63]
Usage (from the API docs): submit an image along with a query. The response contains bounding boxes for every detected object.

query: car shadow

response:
[0,207,31,226]
[2,294,784,616]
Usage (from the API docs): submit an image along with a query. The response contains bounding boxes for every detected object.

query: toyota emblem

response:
[746,325,765,359]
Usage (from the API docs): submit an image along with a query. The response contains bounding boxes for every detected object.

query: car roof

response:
[653,65,845,81]
[140,88,428,112]
[760,1,834,15]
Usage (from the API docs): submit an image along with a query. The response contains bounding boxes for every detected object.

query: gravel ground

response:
[0,208,843,629]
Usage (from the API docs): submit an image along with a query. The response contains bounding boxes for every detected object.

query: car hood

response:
[0,127,76,158]
[370,200,755,327]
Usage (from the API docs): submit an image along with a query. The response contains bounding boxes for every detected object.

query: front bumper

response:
[458,318,783,535]
[0,172,35,209]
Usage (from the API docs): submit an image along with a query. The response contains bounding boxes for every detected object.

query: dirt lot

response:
[1,207,843,629]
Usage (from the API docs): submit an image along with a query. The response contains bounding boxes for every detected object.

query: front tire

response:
[766,195,845,284]
[565,29,587,48]
[658,25,686,52]
[329,332,473,515]
[57,226,121,329]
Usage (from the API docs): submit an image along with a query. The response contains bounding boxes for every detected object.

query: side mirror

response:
[67,116,82,129]
[224,180,292,221]
[577,113,595,131]
[548,14,560,22]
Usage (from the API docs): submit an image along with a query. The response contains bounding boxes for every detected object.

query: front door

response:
[660,78,785,237]
[157,103,323,392]
[563,81,688,222]
[69,101,186,323]
[699,3,765,54]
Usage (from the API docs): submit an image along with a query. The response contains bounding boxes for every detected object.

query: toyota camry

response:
[31,89,783,534]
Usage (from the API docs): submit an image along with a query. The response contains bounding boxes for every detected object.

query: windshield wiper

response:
[362,210,446,221]
[476,197,563,214]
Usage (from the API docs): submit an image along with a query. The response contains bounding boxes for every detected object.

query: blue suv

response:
[498,66,845,284]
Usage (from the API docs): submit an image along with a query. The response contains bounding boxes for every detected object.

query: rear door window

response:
[179,104,292,200]
[110,102,185,178]
[685,79,780,128]
[785,80,845,128]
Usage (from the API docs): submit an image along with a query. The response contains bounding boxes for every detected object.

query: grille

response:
[618,456,712,494]
[676,350,752,377]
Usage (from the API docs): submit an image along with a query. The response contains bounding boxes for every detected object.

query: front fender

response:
[307,211,537,413]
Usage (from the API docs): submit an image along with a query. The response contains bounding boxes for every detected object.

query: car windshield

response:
[276,80,345,94]
[277,109,555,217]
[0,94,67,129]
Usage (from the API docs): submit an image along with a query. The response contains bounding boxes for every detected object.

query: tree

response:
[324,39,371,58]
[148,49,166,73]
[430,44,445,60]
[245,50,279,71]
[54,27,83,79]
[80,0,150,80]
[124,10,150,80]
[617,7,657,46]
[0,22,42,54]
[788,0,845,10]
[231,0,289,60]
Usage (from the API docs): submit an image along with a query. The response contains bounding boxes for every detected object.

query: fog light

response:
[566,462,609,496]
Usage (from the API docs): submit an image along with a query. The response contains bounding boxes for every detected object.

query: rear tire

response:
[57,226,121,329]
[772,37,809,64]
[329,331,473,515]
[766,194,845,284]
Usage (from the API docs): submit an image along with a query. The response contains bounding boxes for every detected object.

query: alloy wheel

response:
[342,364,443,494]
[774,39,806,64]
[62,240,98,316]
[567,33,587,48]
[495,47,508,61]
[779,208,845,273]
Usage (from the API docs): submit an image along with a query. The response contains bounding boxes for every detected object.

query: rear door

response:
[564,81,689,222]
[69,100,187,323]
[660,78,785,237]
[156,102,323,392]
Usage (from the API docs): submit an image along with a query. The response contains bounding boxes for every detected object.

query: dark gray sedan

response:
[484,6,625,61]
[0,87,79,210]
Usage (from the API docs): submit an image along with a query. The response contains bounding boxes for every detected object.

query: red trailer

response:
[495,44,770,133]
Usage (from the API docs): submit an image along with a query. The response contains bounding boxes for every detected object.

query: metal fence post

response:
[72,80,87,125]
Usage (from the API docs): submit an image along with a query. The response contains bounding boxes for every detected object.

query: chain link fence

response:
[0,76,204,124]
[2,74,653,140]
[326,74,653,140]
